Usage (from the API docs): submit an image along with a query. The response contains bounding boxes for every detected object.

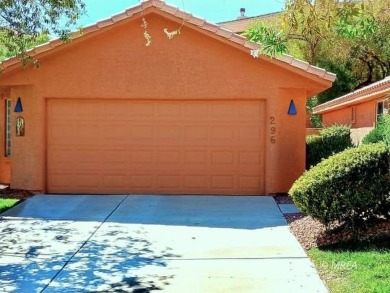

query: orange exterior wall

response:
[0,12,329,194]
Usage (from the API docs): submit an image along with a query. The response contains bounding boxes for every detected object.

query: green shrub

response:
[306,124,353,168]
[306,135,322,169]
[362,127,384,144]
[383,115,390,147]
[362,115,390,147]
[290,143,390,228]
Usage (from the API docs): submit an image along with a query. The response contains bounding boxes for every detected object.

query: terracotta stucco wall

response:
[0,13,323,193]
[322,99,378,128]
[266,89,307,193]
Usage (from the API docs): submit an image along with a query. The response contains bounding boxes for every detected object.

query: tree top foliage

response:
[0,0,85,63]
[245,0,390,114]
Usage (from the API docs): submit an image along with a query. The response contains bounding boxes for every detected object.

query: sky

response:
[76,0,285,27]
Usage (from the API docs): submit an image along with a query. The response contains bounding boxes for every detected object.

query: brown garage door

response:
[46,99,265,195]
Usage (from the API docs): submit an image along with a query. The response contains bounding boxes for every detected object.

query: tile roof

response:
[0,0,335,83]
[313,76,390,114]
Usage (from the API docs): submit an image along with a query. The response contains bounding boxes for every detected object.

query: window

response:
[5,99,11,157]
[376,99,389,123]
[351,106,356,124]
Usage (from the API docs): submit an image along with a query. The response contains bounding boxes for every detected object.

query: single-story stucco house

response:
[313,76,389,144]
[0,0,334,195]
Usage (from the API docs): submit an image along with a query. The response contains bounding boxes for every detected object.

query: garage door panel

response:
[131,126,154,140]
[239,103,264,117]
[50,174,73,189]
[211,151,234,164]
[211,103,236,117]
[100,123,131,141]
[47,99,265,195]
[76,175,100,188]
[238,176,263,189]
[48,100,75,118]
[155,126,181,140]
[211,127,235,141]
[239,152,263,165]
[130,150,155,163]
[211,176,234,189]
[103,175,127,188]
[239,127,263,142]
[184,175,208,189]
[184,151,208,164]
[156,175,181,189]
[48,123,75,144]
[130,175,154,188]
[157,151,181,164]
[100,150,130,164]
[184,126,208,140]
[132,102,155,117]
[183,103,209,117]
[157,102,182,116]
[48,149,99,168]
[49,121,102,144]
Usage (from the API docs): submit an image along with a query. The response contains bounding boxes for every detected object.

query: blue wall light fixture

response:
[14,97,23,112]
[288,100,297,115]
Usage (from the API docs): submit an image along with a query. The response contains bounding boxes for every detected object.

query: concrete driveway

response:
[0,195,327,292]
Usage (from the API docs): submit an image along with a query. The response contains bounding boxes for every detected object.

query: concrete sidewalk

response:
[0,195,327,292]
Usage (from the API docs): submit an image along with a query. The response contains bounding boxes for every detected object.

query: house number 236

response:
[270,116,276,144]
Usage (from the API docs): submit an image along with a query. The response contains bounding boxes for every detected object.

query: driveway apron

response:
[0,195,327,292]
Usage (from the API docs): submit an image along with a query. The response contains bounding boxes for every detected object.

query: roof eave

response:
[313,88,389,114]
[313,78,390,114]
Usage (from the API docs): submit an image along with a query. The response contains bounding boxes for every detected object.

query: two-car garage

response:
[46,99,265,195]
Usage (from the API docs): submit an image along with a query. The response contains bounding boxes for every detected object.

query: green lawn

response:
[309,236,390,293]
[0,198,19,214]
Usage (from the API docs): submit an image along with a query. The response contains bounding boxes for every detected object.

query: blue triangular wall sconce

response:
[288,100,297,115]
[14,97,23,112]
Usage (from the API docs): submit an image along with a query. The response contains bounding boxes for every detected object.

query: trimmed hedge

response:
[290,143,390,228]
[306,124,353,168]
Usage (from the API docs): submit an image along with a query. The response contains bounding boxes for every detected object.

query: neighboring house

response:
[313,76,390,144]
[218,10,282,34]
[0,0,334,195]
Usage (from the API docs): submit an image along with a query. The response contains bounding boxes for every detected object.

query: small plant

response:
[290,143,390,228]
[306,124,353,168]
[0,198,19,213]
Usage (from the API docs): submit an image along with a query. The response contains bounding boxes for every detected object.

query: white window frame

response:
[5,99,11,157]
[376,99,389,124]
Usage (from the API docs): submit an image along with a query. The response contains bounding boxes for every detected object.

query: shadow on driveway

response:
[0,195,326,292]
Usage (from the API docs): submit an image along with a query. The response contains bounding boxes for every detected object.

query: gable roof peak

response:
[0,0,335,85]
